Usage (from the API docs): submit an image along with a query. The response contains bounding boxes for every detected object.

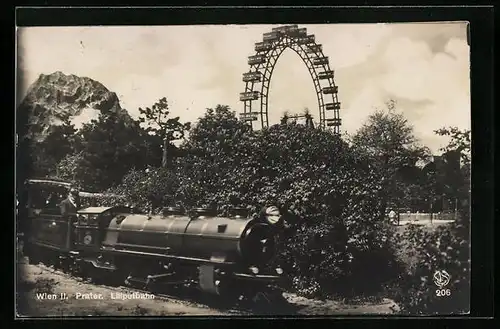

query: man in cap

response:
[60,187,81,217]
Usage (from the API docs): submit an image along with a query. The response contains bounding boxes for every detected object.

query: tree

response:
[175,114,400,298]
[138,97,191,168]
[351,100,430,216]
[176,105,251,209]
[303,108,314,128]
[55,152,85,188]
[434,127,471,164]
[70,111,152,191]
[24,112,79,177]
[110,167,181,213]
[280,111,290,125]
[394,127,471,313]
[434,127,471,221]
[279,108,314,128]
[184,104,249,151]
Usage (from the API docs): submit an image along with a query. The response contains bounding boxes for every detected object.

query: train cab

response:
[74,207,116,252]
[21,178,126,264]
[22,179,73,253]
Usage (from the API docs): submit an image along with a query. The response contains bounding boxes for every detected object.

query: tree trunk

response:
[162,139,169,168]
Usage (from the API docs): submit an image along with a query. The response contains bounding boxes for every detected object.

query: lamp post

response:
[430,195,433,224]
[454,197,458,221]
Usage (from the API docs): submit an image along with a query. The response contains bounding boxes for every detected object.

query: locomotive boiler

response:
[21,179,287,303]
[88,206,285,298]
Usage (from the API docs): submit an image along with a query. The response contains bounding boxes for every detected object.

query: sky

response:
[17,23,470,153]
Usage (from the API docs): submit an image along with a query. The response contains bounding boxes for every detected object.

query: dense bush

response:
[388,221,470,314]
[114,108,402,299]
[387,127,471,314]
[75,105,470,307]
[107,167,180,213]
[237,124,403,299]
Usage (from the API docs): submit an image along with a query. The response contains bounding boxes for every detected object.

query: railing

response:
[395,212,457,225]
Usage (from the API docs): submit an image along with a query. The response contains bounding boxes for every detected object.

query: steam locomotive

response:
[19,179,289,304]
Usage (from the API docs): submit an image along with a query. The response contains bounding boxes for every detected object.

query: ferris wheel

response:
[239,25,341,133]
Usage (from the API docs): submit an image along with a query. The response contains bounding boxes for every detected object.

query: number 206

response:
[436,289,451,297]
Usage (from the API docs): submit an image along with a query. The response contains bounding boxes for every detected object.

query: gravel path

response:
[16,259,399,317]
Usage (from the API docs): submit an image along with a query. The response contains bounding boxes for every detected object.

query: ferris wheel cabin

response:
[248,55,266,66]
[325,118,342,127]
[325,102,341,111]
[318,70,335,80]
[242,71,263,83]
[255,42,273,52]
[272,25,299,33]
[240,91,260,101]
[322,86,338,94]
[297,35,315,45]
[263,32,280,42]
[306,44,323,53]
[271,25,307,38]
[239,112,260,122]
[313,56,329,66]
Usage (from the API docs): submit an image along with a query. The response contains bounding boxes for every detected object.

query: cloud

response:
[380,37,470,128]
[319,23,393,69]
[17,24,470,153]
[340,33,470,152]
[381,36,469,104]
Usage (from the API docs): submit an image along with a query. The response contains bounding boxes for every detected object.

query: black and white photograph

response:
[15,21,471,317]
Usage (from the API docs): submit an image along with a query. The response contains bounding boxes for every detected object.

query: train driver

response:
[60,188,81,217]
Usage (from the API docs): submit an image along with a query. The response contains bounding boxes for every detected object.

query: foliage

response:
[351,101,430,212]
[174,105,253,209]
[183,104,249,154]
[19,90,472,307]
[109,167,180,213]
[138,97,191,167]
[389,223,470,314]
[386,127,471,314]
[55,152,86,188]
[67,111,158,191]
[434,127,471,218]
[351,101,429,171]
[104,106,401,299]
[138,97,191,141]
[159,108,401,298]
[23,111,79,177]
[21,98,184,192]
[434,127,471,164]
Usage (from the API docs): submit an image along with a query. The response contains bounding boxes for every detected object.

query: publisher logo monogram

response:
[433,270,451,288]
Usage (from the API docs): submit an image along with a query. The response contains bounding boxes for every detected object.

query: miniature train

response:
[18,179,288,304]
